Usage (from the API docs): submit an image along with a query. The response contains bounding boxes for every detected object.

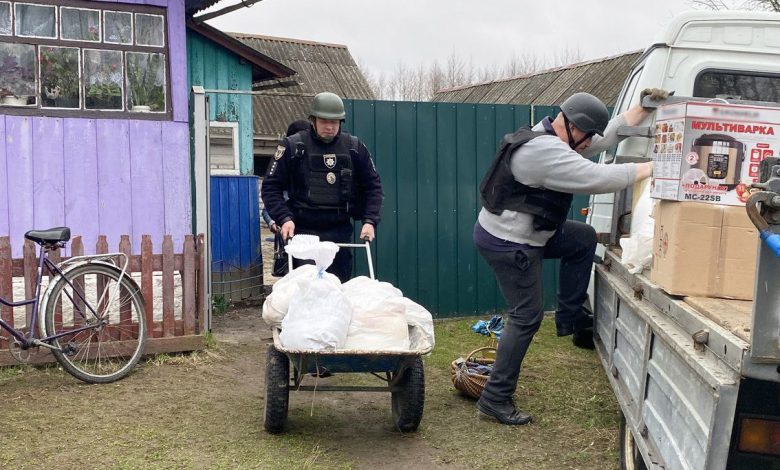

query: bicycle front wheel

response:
[45,263,147,383]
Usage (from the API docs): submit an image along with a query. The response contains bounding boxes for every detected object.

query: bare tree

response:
[690,0,780,11]
[358,47,590,101]
[550,46,583,70]
[501,52,543,78]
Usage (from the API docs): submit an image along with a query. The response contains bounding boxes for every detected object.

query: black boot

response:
[556,319,574,337]
[572,314,594,350]
[477,397,533,425]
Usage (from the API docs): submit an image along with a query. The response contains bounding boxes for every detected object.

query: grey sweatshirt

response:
[478,114,637,246]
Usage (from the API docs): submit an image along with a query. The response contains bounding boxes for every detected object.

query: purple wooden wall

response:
[0,0,192,257]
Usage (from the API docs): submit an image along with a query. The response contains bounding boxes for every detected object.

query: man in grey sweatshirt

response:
[475,89,667,425]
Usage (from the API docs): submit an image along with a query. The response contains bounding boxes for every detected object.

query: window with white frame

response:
[209,121,240,175]
[0,0,168,116]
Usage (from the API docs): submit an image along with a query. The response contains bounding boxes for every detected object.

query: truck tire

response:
[391,357,425,433]
[619,411,648,470]
[264,345,290,434]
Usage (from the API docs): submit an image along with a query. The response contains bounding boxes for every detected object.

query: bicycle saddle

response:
[24,227,71,245]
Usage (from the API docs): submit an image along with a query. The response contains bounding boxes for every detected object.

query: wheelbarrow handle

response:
[285,238,375,280]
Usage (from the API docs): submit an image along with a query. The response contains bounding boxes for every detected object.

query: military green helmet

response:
[309,92,346,120]
[560,92,609,136]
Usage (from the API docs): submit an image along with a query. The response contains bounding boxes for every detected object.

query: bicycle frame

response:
[0,245,118,350]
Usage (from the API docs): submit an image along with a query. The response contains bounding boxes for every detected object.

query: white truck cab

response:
[588,10,780,470]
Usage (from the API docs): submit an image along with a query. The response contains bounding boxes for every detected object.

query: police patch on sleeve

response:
[274,145,285,160]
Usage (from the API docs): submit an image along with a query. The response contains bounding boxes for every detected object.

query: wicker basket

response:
[450,346,496,399]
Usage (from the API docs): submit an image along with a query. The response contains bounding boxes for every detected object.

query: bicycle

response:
[0,227,147,383]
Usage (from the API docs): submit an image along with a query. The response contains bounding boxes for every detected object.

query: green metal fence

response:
[343,100,592,318]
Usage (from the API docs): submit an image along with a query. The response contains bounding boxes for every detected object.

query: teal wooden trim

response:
[238,88,253,175]
[186,30,254,175]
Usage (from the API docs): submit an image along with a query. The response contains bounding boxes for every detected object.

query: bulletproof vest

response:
[480,127,574,231]
[288,131,356,211]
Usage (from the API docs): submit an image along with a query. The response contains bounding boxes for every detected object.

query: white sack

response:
[386,297,436,350]
[262,265,340,328]
[343,302,410,351]
[342,276,435,351]
[279,272,352,351]
[285,234,339,268]
[620,182,655,274]
[278,237,351,351]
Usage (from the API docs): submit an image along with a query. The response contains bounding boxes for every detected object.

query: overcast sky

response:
[207,0,697,77]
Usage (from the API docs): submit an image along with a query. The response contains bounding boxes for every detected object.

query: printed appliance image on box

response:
[651,101,780,206]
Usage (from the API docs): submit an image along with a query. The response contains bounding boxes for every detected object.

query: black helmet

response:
[560,92,609,136]
[309,92,346,120]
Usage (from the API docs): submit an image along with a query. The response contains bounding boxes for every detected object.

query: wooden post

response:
[141,235,154,337]
[182,235,195,335]
[71,237,84,328]
[23,240,36,329]
[162,235,174,337]
[48,246,62,328]
[0,237,12,348]
[95,235,109,336]
[118,235,132,340]
[196,233,206,333]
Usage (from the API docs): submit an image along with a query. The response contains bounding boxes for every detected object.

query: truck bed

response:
[683,297,752,343]
[607,246,754,343]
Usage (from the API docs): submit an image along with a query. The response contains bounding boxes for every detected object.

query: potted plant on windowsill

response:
[128,54,164,113]
[85,82,122,110]
[0,52,35,106]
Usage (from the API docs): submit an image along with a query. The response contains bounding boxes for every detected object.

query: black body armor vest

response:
[479,127,574,231]
[288,132,357,212]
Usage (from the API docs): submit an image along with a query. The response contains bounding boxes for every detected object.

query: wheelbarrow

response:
[263,241,432,434]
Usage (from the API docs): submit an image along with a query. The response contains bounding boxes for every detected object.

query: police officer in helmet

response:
[474,89,669,426]
[261,92,383,282]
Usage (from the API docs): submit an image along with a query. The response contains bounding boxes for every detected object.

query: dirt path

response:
[208,309,463,470]
[0,308,464,469]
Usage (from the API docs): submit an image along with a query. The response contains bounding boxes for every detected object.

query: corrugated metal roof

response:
[432,51,642,107]
[229,33,374,139]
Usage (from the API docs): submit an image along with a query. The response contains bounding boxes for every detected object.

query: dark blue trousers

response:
[477,220,596,404]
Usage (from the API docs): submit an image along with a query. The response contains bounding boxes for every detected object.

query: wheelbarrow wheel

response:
[264,345,289,434]
[391,356,425,433]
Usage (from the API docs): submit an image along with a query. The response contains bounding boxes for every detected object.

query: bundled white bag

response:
[342,276,435,351]
[279,236,352,351]
[620,182,655,274]
[386,297,435,350]
[344,302,410,351]
[342,276,409,350]
[262,265,340,328]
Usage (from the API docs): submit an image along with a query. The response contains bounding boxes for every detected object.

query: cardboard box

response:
[651,101,780,206]
[651,201,758,300]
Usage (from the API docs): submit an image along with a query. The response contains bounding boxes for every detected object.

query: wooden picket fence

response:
[0,233,206,366]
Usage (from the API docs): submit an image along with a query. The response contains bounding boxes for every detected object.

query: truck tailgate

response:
[594,250,746,470]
